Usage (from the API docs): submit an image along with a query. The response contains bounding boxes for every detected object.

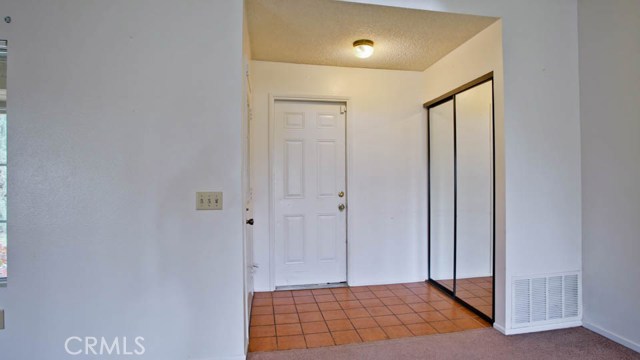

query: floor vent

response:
[512,272,581,328]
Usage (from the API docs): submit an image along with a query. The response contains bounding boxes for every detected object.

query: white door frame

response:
[268,94,352,291]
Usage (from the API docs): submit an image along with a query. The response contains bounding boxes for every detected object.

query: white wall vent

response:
[512,272,581,328]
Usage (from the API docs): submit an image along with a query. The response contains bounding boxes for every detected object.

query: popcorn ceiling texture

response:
[246,0,498,71]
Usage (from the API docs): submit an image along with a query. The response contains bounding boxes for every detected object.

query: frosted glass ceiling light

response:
[353,39,374,59]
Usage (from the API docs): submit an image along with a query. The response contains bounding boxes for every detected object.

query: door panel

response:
[317,214,338,262]
[284,215,305,264]
[284,140,305,198]
[284,112,305,129]
[317,141,337,197]
[274,100,347,287]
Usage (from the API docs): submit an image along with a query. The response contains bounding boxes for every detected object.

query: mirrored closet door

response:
[426,73,495,323]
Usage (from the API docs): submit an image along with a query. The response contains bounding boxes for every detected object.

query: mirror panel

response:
[455,81,494,318]
[428,99,455,292]
[427,74,495,322]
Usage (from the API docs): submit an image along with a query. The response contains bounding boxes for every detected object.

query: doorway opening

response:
[242,0,504,353]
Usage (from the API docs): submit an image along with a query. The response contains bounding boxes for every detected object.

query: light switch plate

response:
[196,192,223,210]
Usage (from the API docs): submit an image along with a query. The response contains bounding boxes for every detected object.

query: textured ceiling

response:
[246,0,498,71]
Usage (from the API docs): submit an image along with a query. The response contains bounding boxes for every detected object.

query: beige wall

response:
[0,1,246,359]
[579,0,640,352]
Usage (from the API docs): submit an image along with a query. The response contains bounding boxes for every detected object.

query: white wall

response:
[579,0,640,352]
[250,61,428,290]
[349,0,582,333]
[0,1,246,359]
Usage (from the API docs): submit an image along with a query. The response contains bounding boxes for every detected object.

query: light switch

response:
[196,192,223,210]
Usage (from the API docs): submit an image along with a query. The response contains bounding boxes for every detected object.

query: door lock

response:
[246,218,254,225]
[338,204,346,211]
[338,191,345,198]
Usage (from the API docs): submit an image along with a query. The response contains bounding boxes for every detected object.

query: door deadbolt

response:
[338,203,346,211]
[338,191,345,198]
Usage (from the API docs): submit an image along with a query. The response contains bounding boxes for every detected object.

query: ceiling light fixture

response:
[353,39,374,59]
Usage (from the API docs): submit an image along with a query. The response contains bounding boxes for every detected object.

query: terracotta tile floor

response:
[248,282,491,352]
[438,277,493,318]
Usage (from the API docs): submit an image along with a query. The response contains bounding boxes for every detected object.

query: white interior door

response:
[273,100,347,287]
[242,72,254,343]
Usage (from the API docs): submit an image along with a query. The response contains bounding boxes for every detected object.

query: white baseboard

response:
[493,322,506,334]
[253,286,272,293]
[583,321,640,353]
[502,320,583,335]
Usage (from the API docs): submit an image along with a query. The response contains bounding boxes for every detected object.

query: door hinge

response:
[340,105,347,114]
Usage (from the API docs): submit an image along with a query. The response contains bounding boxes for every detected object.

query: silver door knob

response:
[338,203,346,211]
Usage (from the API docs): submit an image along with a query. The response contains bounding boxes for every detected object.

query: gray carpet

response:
[248,327,640,360]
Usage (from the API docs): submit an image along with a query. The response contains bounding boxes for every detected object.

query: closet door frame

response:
[425,72,495,324]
